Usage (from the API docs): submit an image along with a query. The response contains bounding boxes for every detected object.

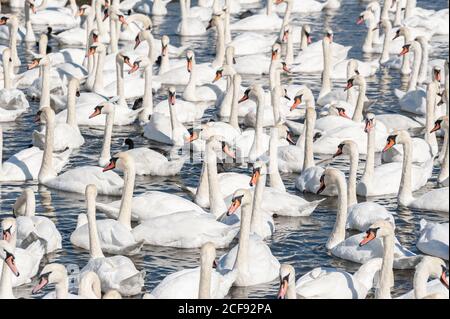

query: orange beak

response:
[89,108,101,119]
[213,72,222,83]
[223,144,236,159]
[316,176,326,194]
[103,161,116,172]
[344,81,354,91]
[32,276,48,294]
[356,17,364,25]
[128,63,139,74]
[185,132,198,143]
[282,31,289,42]
[168,95,176,106]
[359,230,376,246]
[227,199,241,216]
[339,109,351,119]
[290,97,301,111]
[86,47,96,57]
[430,122,441,133]
[364,120,374,133]
[30,4,37,14]
[383,139,396,152]
[277,280,288,299]
[187,59,193,73]
[4,254,19,277]
[238,94,249,103]
[434,71,441,82]
[162,45,168,57]
[77,8,85,16]
[249,170,260,187]
[282,63,290,73]
[399,46,409,56]
[333,147,343,158]
[3,230,11,242]
[119,16,128,26]
[271,50,277,61]
[307,35,312,44]
[440,271,449,289]
[27,60,39,70]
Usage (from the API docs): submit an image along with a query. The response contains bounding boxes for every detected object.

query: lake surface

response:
[0,0,448,299]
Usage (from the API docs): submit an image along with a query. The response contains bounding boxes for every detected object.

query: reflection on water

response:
[0,0,448,299]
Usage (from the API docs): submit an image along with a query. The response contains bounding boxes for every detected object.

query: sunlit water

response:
[0,0,448,299]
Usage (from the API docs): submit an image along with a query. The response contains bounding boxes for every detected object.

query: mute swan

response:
[217,189,280,286]
[317,168,418,269]
[416,219,449,261]
[133,0,170,16]
[331,139,396,231]
[230,0,282,31]
[70,153,144,256]
[0,16,21,67]
[1,218,45,287]
[53,4,94,47]
[383,130,447,212]
[131,138,240,248]
[0,49,29,122]
[0,240,20,299]
[396,256,449,299]
[277,259,382,299]
[177,0,206,36]
[80,185,145,296]
[12,187,62,254]
[356,115,433,196]
[32,78,85,151]
[38,106,124,196]
[29,0,79,30]
[149,242,236,299]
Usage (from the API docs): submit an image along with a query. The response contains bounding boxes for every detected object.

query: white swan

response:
[230,0,282,31]
[38,106,124,196]
[79,185,145,296]
[12,187,62,254]
[416,219,449,261]
[317,168,418,269]
[149,242,236,299]
[277,259,382,299]
[0,240,20,299]
[32,77,85,151]
[70,153,144,256]
[29,0,79,30]
[217,188,280,286]
[1,218,45,287]
[0,15,21,67]
[177,0,206,36]
[396,256,449,299]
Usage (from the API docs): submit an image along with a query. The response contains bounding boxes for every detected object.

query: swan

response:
[431,116,449,185]
[70,153,144,256]
[416,219,449,261]
[53,4,94,47]
[0,49,29,122]
[32,77,85,151]
[12,187,62,254]
[0,240,20,299]
[0,126,71,183]
[121,138,186,176]
[133,0,170,16]
[0,15,21,67]
[79,185,145,296]
[149,242,236,299]
[356,115,433,196]
[29,0,79,30]
[131,138,240,248]
[317,168,418,269]
[396,256,449,299]
[331,139,396,231]
[230,0,282,31]
[217,188,280,286]
[277,259,382,299]
[38,106,124,196]
[177,0,206,36]
[1,218,45,287]
[383,130,447,212]
[0,1,35,43]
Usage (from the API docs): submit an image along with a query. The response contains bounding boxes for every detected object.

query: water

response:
[0,0,448,299]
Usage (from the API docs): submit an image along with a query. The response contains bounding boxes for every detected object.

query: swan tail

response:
[96,203,120,219]
[295,198,326,216]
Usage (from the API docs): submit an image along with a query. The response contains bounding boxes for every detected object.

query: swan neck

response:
[55,278,69,299]
[40,63,51,109]
[380,22,392,62]
[319,39,332,98]
[251,172,266,236]
[229,75,241,131]
[414,264,432,299]
[398,135,414,206]
[376,234,394,299]
[198,256,213,299]
[38,112,56,183]
[212,19,225,68]
[425,83,438,149]
[407,44,421,91]
[0,256,14,298]
[117,160,135,230]
[93,48,105,92]
[303,105,316,170]
[234,200,252,275]
[99,110,114,166]
[348,147,359,207]
[87,191,105,259]
[116,58,126,106]
[67,82,78,127]
[206,144,227,217]
[2,53,11,89]
[352,80,366,122]
[326,173,348,250]
[140,64,154,122]
[269,129,285,192]
[361,127,375,185]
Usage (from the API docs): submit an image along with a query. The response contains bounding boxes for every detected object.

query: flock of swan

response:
[0,0,448,300]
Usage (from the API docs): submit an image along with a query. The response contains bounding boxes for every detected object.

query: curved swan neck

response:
[25,189,36,217]
[224,2,231,44]
[348,146,359,207]
[87,189,105,259]
[380,20,392,63]
[352,77,367,122]
[251,170,266,236]
[353,258,382,292]
[376,234,394,299]
[40,61,51,110]
[99,109,114,166]
[398,134,414,206]
[140,63,154,123]
[414,262,434,299]
[363,15,375,52]
[407,42,422,92]
[229,74,241,131]
[212,18,225,68]
[233,195,252,275]
[381,0,392,20]
[116,55,126,106]
[319,38,332,99]
[206,142,227,217]
[285,28,294,65]
[55,276,69,299]
[400,29,412,75]
[66,80,78,127]
[95,0,107,35]
[404,0,416,19]
[269,129,286,192]
[38,109,57,183]
[417,38,429,83]
[425,82,438,150]
[303,104,316,170]
[326,172,348,250]
[117,158,135,230]
[250,87,266,159]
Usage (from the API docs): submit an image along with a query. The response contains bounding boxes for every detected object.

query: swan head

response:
[346,59,359,77]
[317,168,345,195]
[78,4,91,17]
[359,219,395,246]
[238,84,264,104]
[102,156,119,172]
[357,10,375,26]
[161,35,169,56]
[12,187,35,218]
[27,54,49,70]
[227,189,252,216]
[0,16,9,26]
[302,24,312,44]
[249,161,267,187]
[89,29,99,44]
[206,14,223,30]
[128,56,149,74]
[107,152,134,172]
[213,68,224,82]
[393,26,410,40]
[277,264,295,299]
[89,101,113,118]
[345,74,364,91]
[282,25,291,43]
[273,85,290,102]
[32,263,68,295]
[167,87,177,105]
[328,104,351,119]
[382,130,410,152]
[366,1,381,13]
[374,18,391,31]
[271,42,282,60]
[416,257,449,290]
[1,217,16,244]
[332,140,357,158]
[27,0,38,14]
[364,113,376,133]
[34,107,55,125]
[431,116,449,133]
[290,86,313,111]
[117,52,132,68]
[186,50,195,73]
[432,66,442,82]
[0,240,19,277]
[324,29,334,43]
[86,42,104,57]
